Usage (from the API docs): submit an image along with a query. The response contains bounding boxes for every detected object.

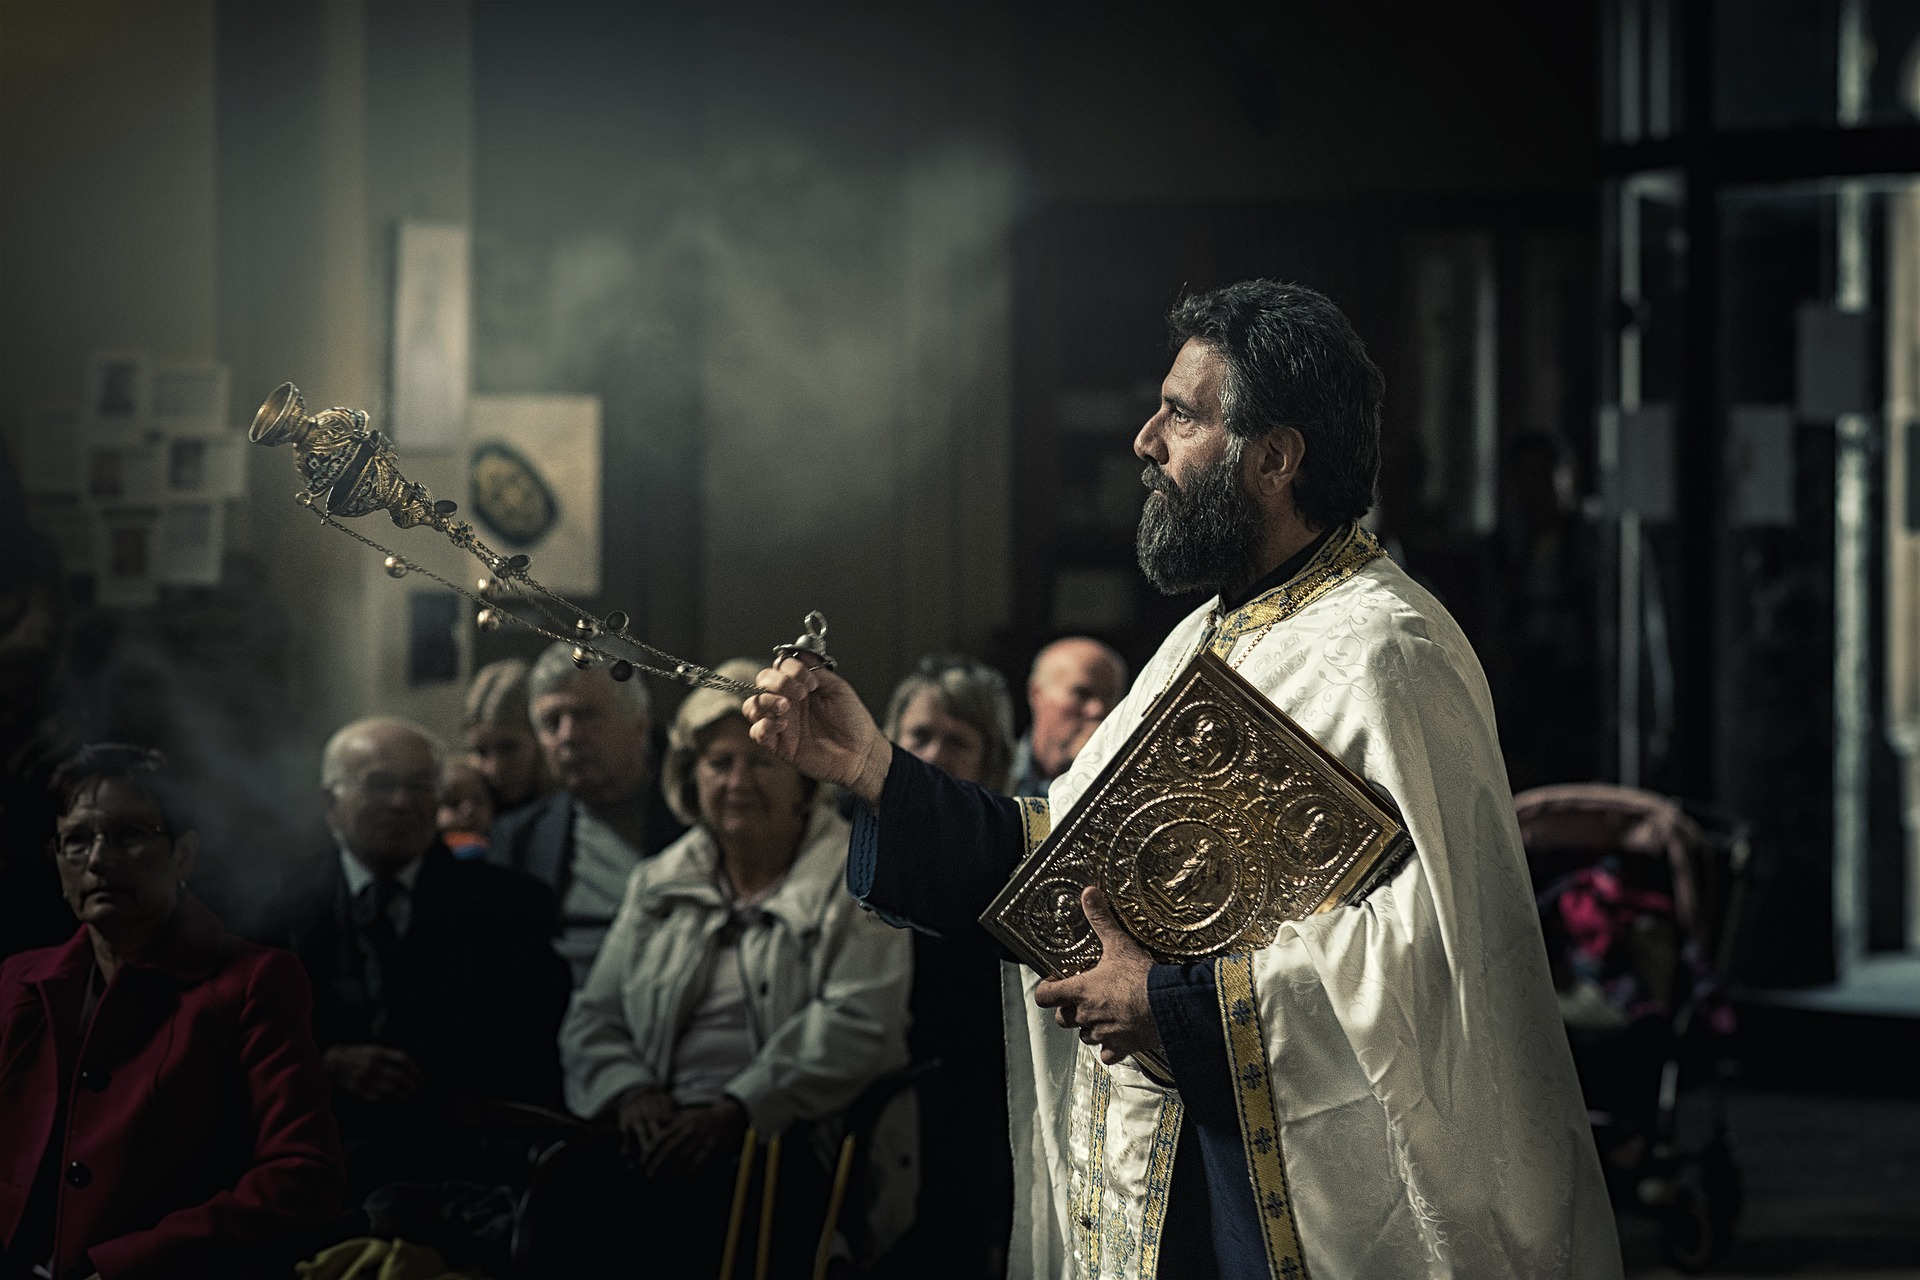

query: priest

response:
[745,280,1619,1279]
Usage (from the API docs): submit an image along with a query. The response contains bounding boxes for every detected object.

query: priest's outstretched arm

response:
[745,658,1212,1069]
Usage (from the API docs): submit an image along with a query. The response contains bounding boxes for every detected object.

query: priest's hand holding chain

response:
[745,657,893,806]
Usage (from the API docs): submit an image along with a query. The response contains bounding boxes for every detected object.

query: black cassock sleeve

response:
[846,744,1028,948]
[851,746,1262,1271]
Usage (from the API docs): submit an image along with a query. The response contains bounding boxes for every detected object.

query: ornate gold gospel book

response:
[982,648,1411,981]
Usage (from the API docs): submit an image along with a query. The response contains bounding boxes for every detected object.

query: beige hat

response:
[661,657,766,826]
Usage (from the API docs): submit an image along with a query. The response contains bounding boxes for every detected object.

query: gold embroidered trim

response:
[1074,1066,1114,1276]
[1135,1093,1185,1279]
[1208,522,1386,660]
[1015,796,1052,858]
[1217,951,1310,1279]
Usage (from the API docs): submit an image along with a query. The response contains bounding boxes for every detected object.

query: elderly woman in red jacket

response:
[0,745,344,1280]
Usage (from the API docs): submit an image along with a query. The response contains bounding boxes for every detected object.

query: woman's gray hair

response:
[884,654,1017,794]
[527,641,653,724]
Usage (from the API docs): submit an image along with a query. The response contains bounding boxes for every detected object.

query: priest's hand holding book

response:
[1033,886,1163,1067]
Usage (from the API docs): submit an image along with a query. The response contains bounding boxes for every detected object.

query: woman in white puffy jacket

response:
[559,658,915,1274]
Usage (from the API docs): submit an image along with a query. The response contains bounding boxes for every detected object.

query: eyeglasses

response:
[53,824,169,866]
[344,772,438,799]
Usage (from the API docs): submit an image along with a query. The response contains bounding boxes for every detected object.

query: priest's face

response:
[1134,339,1264,596]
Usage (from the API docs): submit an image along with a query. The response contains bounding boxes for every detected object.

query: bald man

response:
[260,717,570,1195]
[1010,637,1129,798]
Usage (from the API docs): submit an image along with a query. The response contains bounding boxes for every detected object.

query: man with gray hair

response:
[491,642,686,985]
[1010,636,1130,798]
[262,716,569,1194]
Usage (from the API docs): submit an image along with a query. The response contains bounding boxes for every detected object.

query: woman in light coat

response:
[559,659,914,1275]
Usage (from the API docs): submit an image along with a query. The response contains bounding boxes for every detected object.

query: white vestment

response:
[1000,552,1621,1279]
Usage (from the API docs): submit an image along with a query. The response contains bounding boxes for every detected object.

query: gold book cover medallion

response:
[982,649,1411,980]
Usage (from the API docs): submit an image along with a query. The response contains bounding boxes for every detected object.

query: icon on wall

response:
[469,442,558,547]
[465,395,600,595]
[86,353,148,424]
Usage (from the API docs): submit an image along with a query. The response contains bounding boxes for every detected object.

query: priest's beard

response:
[1135,438,1265,597]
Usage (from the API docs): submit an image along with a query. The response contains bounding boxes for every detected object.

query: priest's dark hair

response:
[1166,280,1384,530]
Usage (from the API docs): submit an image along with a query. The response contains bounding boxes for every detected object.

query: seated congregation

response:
[0,637,1117,1279]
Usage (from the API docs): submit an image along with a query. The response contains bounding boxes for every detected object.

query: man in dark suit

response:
[490,643,685,986]
[264,717,570,1196]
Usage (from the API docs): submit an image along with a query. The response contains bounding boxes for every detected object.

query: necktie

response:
[351,878,405,1017]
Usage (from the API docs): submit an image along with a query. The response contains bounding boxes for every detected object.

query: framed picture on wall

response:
[84,352,149,425]
[466,394,600,594]
[95,505,161,607]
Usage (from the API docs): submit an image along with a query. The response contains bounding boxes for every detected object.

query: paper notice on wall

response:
[1727,404,1796,527]
[150,361,232,437]
[19,407,82,495]
[466,394,600,595]
[95,506,162,607]
[158,501,224,586]
[164,435,246,499]
[391,222,471,452]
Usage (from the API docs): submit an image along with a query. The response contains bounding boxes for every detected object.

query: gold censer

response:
[249,382,832,691]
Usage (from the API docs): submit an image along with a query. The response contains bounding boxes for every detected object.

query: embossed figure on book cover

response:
[982,649,1411,980]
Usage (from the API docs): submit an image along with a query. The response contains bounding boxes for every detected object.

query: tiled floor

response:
[1619,1092,1920,1277]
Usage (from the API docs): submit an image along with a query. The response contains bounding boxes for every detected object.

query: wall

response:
[0,0,218,432]
[218,0,476,738]
[691,4,1017,704]
[468,2,1018,709]
[4,0,1596,762]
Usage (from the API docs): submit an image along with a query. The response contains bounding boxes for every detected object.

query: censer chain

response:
[299,498,757,695]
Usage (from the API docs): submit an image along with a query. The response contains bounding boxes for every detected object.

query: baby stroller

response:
[1515,783,1751,1271]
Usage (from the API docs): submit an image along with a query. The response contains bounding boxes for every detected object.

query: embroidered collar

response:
[1207,522,1386,658]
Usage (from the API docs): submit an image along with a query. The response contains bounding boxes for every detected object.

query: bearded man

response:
[746,280,1618,1279]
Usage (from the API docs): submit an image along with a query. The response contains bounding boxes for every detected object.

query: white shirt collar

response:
[336,840,426,897]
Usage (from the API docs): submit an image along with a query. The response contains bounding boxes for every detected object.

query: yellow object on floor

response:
[295,1236,491,1280]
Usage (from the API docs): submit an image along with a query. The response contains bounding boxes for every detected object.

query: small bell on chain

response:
[571,646,593,669]
[573,617,597,641]
[609,660,635,682]
[383,555,408,579]
[476,607,502,632]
